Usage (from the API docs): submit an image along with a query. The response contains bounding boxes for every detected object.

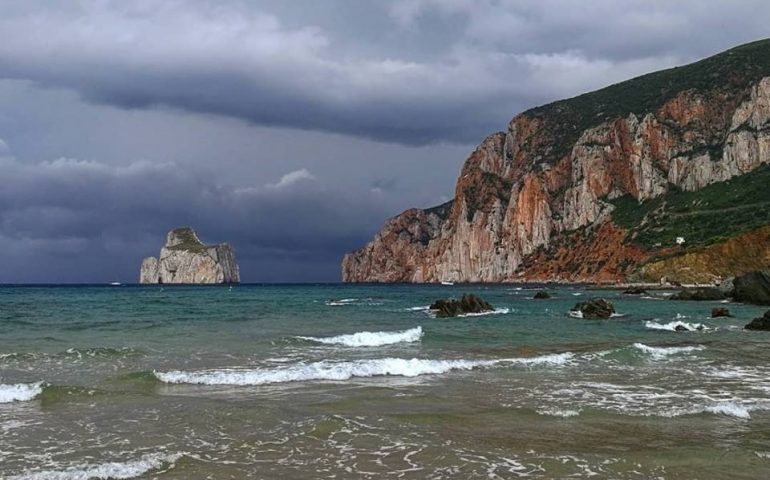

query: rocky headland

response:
[139,227,240,284]
[343,39,770,284]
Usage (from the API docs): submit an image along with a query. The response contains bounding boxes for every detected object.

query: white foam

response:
[155,353,572,386]
[572,292,583,296]
[644,320,708,332]
[511,352,574,366]
[537,407,581,417]
[406,305,430,311]
[155,358,498,385]
[9,452,184,480]
[296,326,423,347]
[457,307,510,317]
[0,382,43,403]
[568,310,584,319]
[704,402,751,419]
[633,343,704,359]
[325,298,358,306]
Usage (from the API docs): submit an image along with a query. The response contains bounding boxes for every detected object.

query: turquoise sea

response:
[2,284,770,479]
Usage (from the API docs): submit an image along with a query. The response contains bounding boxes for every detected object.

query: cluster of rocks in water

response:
[667,270,770,330]
[429,294,494,318]
[428,271,770,329]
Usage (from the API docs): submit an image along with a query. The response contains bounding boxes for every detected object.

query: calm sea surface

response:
[1,284,770,479]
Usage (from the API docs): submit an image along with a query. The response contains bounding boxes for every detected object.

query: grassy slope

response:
[166,227,208,253]
[610,164,770,249]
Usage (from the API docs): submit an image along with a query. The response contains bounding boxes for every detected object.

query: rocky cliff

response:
[140,227,240,284]
[343,39,770,284]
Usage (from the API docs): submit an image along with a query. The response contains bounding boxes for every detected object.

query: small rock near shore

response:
[533,291,551,299]
[711,307,732,318]
[430,294,494,318]
[571,298,615,319]
[623,287,647,295]
[744,311,770,330]
[670,288,725,301]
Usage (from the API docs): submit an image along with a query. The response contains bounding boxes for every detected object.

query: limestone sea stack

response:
[139,227,240,284]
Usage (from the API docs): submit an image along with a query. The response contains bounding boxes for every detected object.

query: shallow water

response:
[1,284,770,478]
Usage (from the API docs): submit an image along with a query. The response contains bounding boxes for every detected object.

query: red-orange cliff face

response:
[342,41,770,283]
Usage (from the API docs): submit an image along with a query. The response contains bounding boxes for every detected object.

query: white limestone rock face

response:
[139,227,240,284]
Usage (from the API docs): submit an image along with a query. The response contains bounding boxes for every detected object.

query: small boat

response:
[440,281,454,286]
[109,282,121,286]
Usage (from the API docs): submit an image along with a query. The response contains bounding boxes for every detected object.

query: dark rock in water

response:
[733,271,770,305]
[675,324,689,332]
[533,291,551,299]
[711,307,732,318]
[623,287,647,295]
[430,294,494,318]
[744,310,770,330]
[670,288,725,301]
[571,298,615,319]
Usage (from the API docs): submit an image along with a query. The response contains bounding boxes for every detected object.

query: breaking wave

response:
[8,452,185,480]
[296,326,423,347]
[154,353,573,386]
[406,305,430,311]
[325,298,358,306]
[632,343,705,359]
[0,382,43,403]
[457,308,511,317]
[645,320,709,332]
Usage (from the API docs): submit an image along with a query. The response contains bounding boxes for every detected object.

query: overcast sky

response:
[0,0,768,283]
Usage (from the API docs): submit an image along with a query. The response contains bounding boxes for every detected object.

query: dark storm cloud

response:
[0,151,397,282]
[1,1,767,145]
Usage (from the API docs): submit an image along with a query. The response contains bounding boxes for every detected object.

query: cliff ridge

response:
[343,39,770,284]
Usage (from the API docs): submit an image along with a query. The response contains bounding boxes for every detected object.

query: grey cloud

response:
[1,1,767,145]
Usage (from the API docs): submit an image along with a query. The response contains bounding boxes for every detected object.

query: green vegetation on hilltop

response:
[611,164,770,249]
[167,227,208,252]
[525,38,770,163]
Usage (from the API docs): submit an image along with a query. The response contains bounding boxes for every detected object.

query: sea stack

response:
[139,227,240,284]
